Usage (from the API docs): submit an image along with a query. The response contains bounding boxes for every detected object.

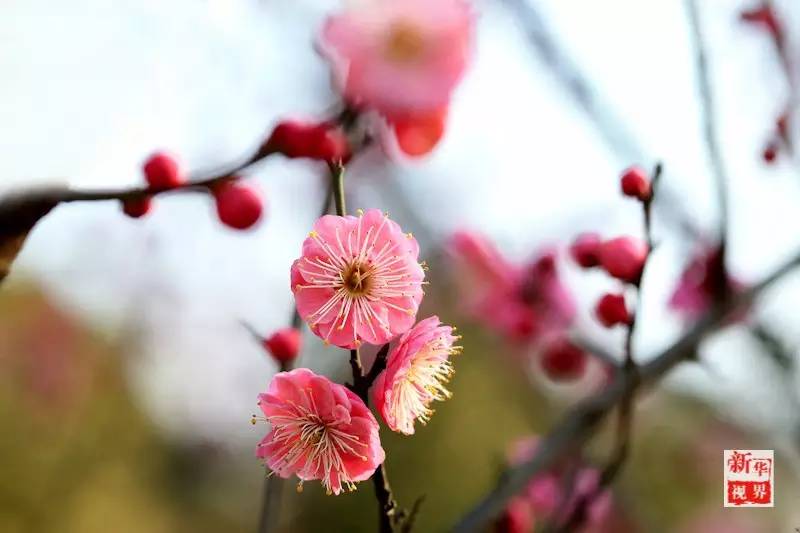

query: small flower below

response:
[254,368,384,495]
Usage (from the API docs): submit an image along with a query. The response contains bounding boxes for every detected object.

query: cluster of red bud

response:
[122,119,351,229]
[570,166,653,330]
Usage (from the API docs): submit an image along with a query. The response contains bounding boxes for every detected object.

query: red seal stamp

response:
[724,450,773,507]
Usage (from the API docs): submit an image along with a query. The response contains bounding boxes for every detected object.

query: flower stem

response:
[330,161,347,217]
[329,158,402,532]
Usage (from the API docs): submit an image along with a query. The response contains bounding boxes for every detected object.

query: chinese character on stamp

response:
[724,450,774,507]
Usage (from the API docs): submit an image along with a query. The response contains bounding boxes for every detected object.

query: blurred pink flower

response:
[519,250,577,335]
[495,497,535,533]
[291,209,425,349]
[372,316,460,434]
[538,336,588,382]
[319,0,474,117]
[447,232,576,344]
[502,436,613,531]
[255,368,384,495]
[668,246,745,320]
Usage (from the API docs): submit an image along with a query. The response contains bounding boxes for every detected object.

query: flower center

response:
[342,262,372,296]
[384,21,426,64]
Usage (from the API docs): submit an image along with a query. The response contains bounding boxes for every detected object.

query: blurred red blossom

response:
[319,0,474,156]
[538,337,588,382]
[447,231,576,344]
[496,436,615,532]
[668,245,745,320]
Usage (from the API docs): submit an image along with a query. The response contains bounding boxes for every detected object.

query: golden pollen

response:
[343,262,372,296]
[384,21,426,63]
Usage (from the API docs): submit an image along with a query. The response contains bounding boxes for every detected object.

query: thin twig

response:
[454,248,800,532]
[499,0,699,239]
[551,164,662,532]
[329,161,347,217]
[328,159,401,532]
[685,0,730,293]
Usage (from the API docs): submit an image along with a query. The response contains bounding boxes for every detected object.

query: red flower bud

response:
[121,196,153,218]
[143,152,184,189]
[263,120,350,161]
[763,142,778,164]
[263,327,302,364]
[595,293,631,328]
[213,181,264,230]
[599,236,648,283]
[540,338,587,382]
[570,232,602,268]
[620,166,651,201]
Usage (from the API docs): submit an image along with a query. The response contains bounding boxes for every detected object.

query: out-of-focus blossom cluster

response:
[495,437,615,533]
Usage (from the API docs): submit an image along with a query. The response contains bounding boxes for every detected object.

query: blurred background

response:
[3,0,800,531]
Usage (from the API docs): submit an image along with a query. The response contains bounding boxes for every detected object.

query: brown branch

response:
[454,247,800,532]
[353,344,397,533]
[0,145,274,285]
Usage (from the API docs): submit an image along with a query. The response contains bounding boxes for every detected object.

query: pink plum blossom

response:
[255,368,384,495]
[319,0,474,117]
[447,232,576,344]
[291,209,425,349]
[501,436,613,531]
[372,316,461,434]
